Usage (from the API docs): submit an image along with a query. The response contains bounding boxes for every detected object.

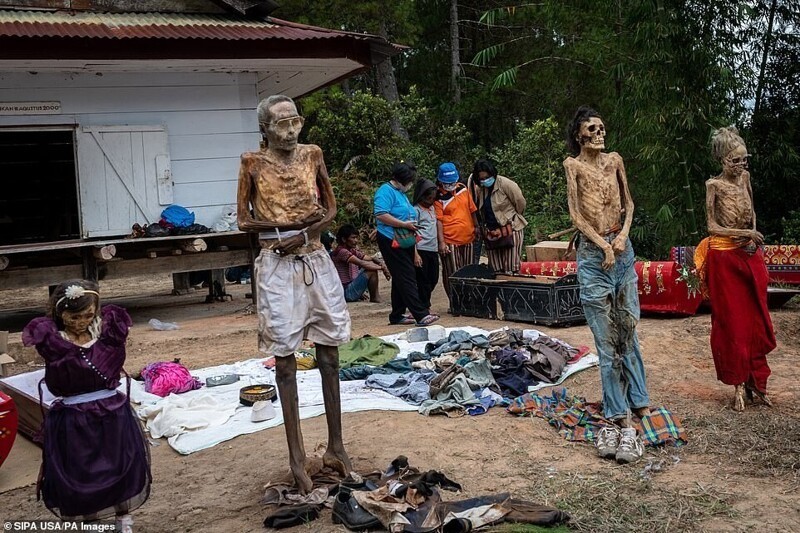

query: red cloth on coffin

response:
[634,261,702,316]
[519,261,577,277]
[672,245,800,286]
[521,261,702,316]
[707,247,776,392]
[0,391,18,469]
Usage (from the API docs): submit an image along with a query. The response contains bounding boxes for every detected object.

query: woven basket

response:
[239,384,277,406]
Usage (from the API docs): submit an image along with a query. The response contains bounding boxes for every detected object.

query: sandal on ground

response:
[416,314,439,326]
[389,316,415,325]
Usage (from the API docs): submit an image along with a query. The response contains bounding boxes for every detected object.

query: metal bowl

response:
[239,384,277,406]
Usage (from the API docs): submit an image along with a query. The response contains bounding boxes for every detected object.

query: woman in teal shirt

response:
[374,162,439,326]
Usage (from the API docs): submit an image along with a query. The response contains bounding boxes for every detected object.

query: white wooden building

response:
[0,1,399,293]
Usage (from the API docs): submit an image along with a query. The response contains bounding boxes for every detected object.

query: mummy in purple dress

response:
[22,280,151,532]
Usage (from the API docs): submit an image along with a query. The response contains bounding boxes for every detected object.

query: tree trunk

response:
[449,0,461,105]
[754,0,778,116]
[375,19,408,139]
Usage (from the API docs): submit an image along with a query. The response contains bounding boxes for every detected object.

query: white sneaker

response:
[616,427,644,464]
[595,426,621,459]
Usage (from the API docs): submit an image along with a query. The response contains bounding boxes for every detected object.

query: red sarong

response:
[707,247,776,392]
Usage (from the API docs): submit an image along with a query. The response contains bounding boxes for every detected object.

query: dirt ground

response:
[0,274,798,532]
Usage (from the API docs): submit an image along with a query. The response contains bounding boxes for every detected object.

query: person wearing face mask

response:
[374,161,440,326]
[435,162,479,307]
[468,159,528,274]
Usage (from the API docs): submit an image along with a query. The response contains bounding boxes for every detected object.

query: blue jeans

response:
[343,269,369,302]
[577,235,649,420]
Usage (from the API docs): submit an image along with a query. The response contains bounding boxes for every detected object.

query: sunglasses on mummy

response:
[268,116,305,131]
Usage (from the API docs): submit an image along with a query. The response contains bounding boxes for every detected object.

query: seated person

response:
[331,224,391,302]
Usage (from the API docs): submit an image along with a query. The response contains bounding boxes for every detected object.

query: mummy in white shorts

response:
[255,248,351,356]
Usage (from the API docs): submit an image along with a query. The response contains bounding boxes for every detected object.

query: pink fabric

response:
[140,361,202,397]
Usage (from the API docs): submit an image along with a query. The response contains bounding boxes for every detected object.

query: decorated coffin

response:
[449,264,499,319]
[520,261,702,316]
[0,369,54,442]
[635,261,702,316]
[450,264,584,326]
[0,391,18,468]
[671,245,800,285]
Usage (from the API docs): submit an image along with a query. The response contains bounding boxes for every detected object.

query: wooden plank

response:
[0,264,83,290]
[0,231,247,255]
[169,132,259,161]
[105,250,251,278]
[155,153,174,204]
[79,109,258,137]
[0,85,254,115]
[174,180,237,208]
[0,72,247,90]
[90,129,159,225]
[76,127,111,237]
[171,157,241,185]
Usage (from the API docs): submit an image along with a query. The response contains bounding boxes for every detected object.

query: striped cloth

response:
[507,386,687,447]
[441,242,474,299]
[487,228,525,274]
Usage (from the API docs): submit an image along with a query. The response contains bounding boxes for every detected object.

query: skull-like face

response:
[262,100,304,152]
[578,117,606,151]
[722,144,749,178]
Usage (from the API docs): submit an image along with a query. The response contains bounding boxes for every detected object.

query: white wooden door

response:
[76,125,173,237]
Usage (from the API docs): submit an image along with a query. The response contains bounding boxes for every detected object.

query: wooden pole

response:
[547,227,577,240]
[179,238,207,253]
[92,244,116,261]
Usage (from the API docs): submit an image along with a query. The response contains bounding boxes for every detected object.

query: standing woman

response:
[469,159,528,274]
[22,280,151,533]
[374,162,439,326]
[696,127,776,411]
[413,178,440,315]
[435,162,479,304]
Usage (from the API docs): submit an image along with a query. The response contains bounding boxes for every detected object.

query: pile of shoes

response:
[262,456,569,532]
[332,478,381,531]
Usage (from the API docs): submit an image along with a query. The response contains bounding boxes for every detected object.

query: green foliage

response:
[304,87,478,182]
[328,169,377,230]
[780,210,800,243]
[283,0,798,252]
[306,89,395,177]
[492,117,571,244]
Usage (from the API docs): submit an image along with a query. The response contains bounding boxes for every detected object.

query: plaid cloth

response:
[507,387,687,447]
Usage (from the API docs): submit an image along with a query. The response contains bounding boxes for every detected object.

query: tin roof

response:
[0,10,395,48]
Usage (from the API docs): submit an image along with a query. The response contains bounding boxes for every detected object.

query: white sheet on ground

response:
[130,326,596,455]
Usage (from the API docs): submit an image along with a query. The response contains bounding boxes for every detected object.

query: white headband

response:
[56,284,100,309]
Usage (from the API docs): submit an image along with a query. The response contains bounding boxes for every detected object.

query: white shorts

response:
[255,248,351,356]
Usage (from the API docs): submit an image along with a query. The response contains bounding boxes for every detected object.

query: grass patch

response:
[691,410,800,481]
[508,462,735,532]
[490,525,571,533]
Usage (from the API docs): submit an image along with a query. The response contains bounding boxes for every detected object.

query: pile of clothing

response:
[356,328,589,417]
[263,456,569,532]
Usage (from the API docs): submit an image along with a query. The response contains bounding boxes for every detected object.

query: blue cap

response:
[437,162,459,183]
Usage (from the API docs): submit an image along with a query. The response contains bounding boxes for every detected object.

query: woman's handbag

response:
[483,223,514,250]
[392,227,419,249]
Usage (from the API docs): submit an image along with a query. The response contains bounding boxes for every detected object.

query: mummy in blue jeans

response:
[564,106,650,463]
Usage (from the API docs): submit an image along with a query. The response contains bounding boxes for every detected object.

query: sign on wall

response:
[0,102,62,116]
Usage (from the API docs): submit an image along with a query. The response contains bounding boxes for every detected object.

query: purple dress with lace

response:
[22,305,151,520]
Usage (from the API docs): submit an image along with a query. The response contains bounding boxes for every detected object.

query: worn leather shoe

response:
[332,490,380,531]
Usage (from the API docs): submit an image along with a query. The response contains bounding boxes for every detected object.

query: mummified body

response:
[699,127,776,411]
[563,107,650,463]
[237,95,352,492]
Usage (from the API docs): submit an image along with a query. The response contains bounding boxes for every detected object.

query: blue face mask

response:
[480,177,496,188]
